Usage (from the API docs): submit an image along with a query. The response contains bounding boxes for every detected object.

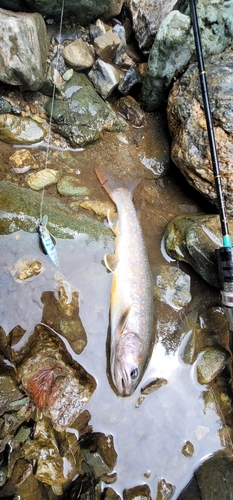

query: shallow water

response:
[0,227,231,499]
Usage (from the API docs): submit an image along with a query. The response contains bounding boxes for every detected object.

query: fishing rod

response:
[189,0,233,350]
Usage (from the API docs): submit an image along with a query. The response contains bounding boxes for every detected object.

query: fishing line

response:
[39,0,65,221]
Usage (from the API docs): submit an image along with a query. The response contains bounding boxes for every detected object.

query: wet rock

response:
[181,440,194,457]
[9,149,39,174]
[8,258,42,282]
[23,0,111,25]
[27,168,60,191]
[63,39,95,70]
[141,378,167,395]
[177,451,233,500]
[11,458,33,486]
[16,323,96,432]
[88,60,121,99]
[167,50,233,214]
[0,8,47,90]
[41,288,87,355]
[118,66,141,95]
[64,471,101,500]
[0,181,112,241]
[57,175,89,197]
[24,417,75,486]
[0,96,11,113]
[79,199,113,217]
[163,213,233,288]
[154,265,191,310]
[94,30,121,62]
[156,478,175,500]
[0,114,46,145]
[123,483,152,499]
[102,486,122,500]
[44,73,120,148]
[196,346,230,384]
[127,0,178,53]
[115,95,145,127]
[80,432,117,477]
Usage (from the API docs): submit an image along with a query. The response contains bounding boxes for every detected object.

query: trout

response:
[95,167,154,396]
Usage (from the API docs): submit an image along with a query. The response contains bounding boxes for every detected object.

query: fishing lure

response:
[38,215,59,267]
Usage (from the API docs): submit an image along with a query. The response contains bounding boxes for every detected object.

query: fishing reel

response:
[216,246,233,349]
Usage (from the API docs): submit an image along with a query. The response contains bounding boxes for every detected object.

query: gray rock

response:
[23,0,111,25]
[94,30,121,62]
[103,0,125,20]
[0,114,46,145]
[0,8,47,90]
[88,59,121,99]
[0,97,11,114]
[57,175,89,197]
[142,0,233,110]
[118,66,141,95]
[127,0,178,53]
[196,346,230,384]
[167,50,233,214]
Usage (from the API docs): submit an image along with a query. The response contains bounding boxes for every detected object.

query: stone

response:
[9,149,39,173]
[154,265,191,309]
[0,97,11,113]
[0,114,46,145]
[182,441,194,457]
[44,73,120,148]
[23,0,111,25]
[63,39,95,71]
[88,59,121,99]
[118,66,141,95]
[115,95,145,127]
[103,0,125,20]
[167,50,233,214]
[123,483,152,499]
[127,0,178,52]
[26,169,60,191]
[156,478,175,500]
[80,432,117,477]
[196,347,230,384]
[0,8,47,90]
[57,175,89,197]
[94,30,121,62]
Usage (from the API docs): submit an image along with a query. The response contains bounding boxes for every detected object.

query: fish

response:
[38,215,59,267]
[95,167,154,396]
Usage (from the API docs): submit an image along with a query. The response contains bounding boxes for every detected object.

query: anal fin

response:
[104,253,119,272]
[107,208,118,235]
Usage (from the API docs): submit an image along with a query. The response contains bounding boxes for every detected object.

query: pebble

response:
[27,168,60,190]
[63,39,95,70]
[182,440,194,457]
[9,149,39,174]
[196,347,230,384]
[80,199,113,216]
[141,378,167,395]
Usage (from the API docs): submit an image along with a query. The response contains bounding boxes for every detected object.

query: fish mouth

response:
[110,350,138,397]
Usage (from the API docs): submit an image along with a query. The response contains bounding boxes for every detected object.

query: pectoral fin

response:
[116,306,132,336]
[107,208,118,235]
[104,253,119,272]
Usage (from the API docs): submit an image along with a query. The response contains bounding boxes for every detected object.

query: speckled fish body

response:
[38,215,59,267]
[95,167,154,396]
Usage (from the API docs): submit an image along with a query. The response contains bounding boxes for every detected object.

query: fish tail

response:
[95,167,142,202]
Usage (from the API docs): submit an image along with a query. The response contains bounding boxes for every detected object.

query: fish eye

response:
[130,368,139,380]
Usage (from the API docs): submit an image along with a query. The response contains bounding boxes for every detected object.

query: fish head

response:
[111,332,146,396]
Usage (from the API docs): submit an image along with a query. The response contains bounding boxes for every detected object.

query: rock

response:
[154,265,191,310]
[44,73,120,148]
[141,378,167,395]
[63,39,95,70]
[156,478,175,500]
[0,181,112,241]
[63,472,101,500]
[23,0,111,24]
[164,213,233,288]
[8,258,42,282]
[50,48,67,76]
[123,483,152,499]
[102,487,122,500]
[57,175,89,197]
[118,66,141,95]
[0,97,11,113]
[9,149,39,174]
[115,95,145,127]
[103,0,125,20]
[167,50,233,214]
[79,199,113,217]
[16,323,97,432]
[181,441,194,457]
[0,8,47,90]
[0,114,46,145]
[127,0,178,53]
[196,346,230,384]
[80,432,117,477]
[26,168,60,191]
[141,10,192,111]
[88,59,121,99]
[94,30,121,62]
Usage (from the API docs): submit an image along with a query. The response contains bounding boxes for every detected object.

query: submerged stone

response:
[196,347,230,384]
[80,432,117,478]
[16,323,96,431]
[156,478,175,500]
[123,483,152,500]
[44,73,120,148]
[57,175,89,197]
[27,169,60,190]
[154,265,191,310]
[182,441,194,458]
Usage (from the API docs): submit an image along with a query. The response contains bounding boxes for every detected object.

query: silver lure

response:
[38,215,59,267]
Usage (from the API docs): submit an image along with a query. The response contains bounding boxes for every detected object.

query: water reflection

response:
[0,230,230,498]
